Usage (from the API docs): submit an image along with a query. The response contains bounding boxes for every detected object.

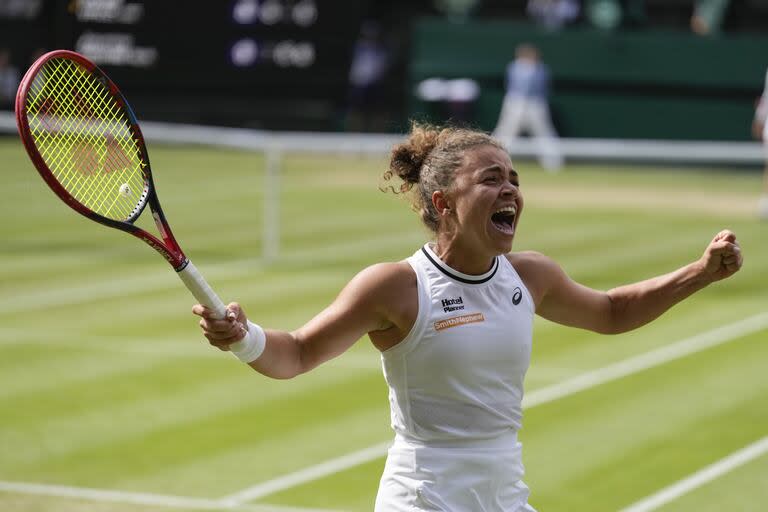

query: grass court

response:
[1,136,766,511]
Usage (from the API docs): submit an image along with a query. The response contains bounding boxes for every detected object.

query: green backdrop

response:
[409,18,768,140]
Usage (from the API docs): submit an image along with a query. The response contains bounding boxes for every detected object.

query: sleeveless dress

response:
[374,244,537,511]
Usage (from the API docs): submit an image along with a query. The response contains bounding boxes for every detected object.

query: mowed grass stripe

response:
[555,228,711,278]
[0,331,381,375]
[526,310,763,391]
[522,312,768,408]
[523,330,768,512]
[0,328,222,359]
[4,372,388,496]
[0,265,352,315]
[0,360,376,481]
[0,343,209,400]
[256,457,386,512]
[120,407,391,498]
[0,483,342,512]
[651,445,768,512]
[619,435,768,512]
[516,217,642,252]
[0,354,240,430]
[528,297,768,386]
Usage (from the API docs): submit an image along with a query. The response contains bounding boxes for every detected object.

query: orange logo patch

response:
[434,312,485,331]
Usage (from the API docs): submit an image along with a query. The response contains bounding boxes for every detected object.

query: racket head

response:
[15,50,152,226]
[15,50,188,270]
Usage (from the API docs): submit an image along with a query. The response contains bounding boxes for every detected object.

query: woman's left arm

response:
[532,230,743,334]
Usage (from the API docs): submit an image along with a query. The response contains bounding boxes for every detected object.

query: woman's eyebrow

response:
[477,165,518,177]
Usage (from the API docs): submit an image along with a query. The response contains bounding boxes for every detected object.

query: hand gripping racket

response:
[15,50,241,337]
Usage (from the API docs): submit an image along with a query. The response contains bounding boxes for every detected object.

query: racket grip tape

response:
[177,260,228,319]
[177,261,250,352]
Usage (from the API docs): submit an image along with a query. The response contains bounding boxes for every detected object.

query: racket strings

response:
[33,65,116,197]
[39,60,146,218]
[51,64,143,216]
[33,61,138,202]
[25,57,148,221]
[29,61,145,219]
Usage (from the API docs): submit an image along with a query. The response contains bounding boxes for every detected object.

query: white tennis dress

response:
[375,244,537,511]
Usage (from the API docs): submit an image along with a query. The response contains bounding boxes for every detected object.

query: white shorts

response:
[374,432,537,512]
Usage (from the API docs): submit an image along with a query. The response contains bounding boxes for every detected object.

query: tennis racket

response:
[15,49,242,336]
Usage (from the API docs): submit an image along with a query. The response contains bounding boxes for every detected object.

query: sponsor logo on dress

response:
[434,312,485,331]
[441,296,465,312]
[512,287,522,306]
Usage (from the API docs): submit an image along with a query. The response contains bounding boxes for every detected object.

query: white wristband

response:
[229,320,266,363]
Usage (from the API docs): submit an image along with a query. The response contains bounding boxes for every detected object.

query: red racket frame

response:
[15,50,189,271]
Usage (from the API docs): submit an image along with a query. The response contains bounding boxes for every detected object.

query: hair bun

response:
[388,122,441,188]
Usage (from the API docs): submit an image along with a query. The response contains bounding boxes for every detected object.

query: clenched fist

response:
[698,230,743,283]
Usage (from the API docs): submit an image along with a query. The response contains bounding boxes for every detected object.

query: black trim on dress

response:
[421,246,499,284]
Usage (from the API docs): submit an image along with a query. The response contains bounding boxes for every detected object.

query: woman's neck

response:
[432,235,496,275]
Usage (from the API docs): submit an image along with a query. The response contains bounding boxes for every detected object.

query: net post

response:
[263,147,282,263]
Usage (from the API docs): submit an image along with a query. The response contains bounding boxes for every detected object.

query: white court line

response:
[521,312,768,407]
[0,480,341,512]
[220,442,392,507]
[619,435,768,512]
[220,311,768,505]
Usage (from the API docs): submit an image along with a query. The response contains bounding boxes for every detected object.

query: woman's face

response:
[441,144,523,255]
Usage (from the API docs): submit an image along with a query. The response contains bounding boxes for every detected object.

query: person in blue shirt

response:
[492,43,563,172]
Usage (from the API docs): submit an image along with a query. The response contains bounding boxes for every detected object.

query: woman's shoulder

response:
[350,260,417,298]
[361,261,419,349]
[505,250,557,270]
[370,259,415,278]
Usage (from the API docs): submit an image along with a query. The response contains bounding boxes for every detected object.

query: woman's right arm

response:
[193,262,411,379]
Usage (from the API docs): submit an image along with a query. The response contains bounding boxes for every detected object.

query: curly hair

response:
[382,121,503,233]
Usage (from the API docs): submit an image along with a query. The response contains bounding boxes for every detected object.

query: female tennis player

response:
[193,123,743,511]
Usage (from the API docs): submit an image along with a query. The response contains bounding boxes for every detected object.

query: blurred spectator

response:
[585,0,622,29]
[691,0,730,36]
[492,43,563,172]
[343,21,391,132]
[0,0,42,19]
[527,0,580,30]
[0,48,20,109]
[753,66,768,220]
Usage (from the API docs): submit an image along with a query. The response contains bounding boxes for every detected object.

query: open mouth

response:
[491,206,516,235]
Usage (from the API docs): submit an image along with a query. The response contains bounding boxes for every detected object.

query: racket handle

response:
[177,260,227,319]
[177,260,249,351]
